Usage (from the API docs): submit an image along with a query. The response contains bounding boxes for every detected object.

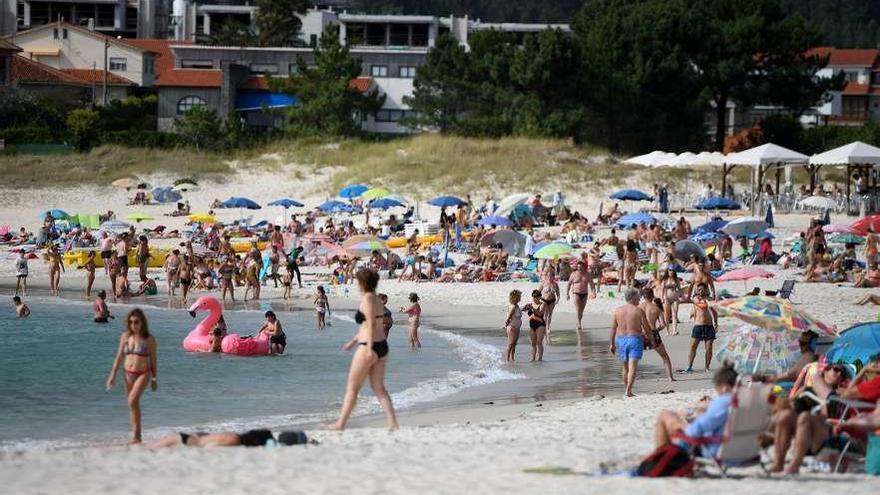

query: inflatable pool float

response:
[64,248,167,268]
[185,295,270,356]
[385,234,444,248]
[231,240,268,253]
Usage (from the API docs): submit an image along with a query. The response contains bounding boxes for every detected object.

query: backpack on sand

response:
[635,444,694,477]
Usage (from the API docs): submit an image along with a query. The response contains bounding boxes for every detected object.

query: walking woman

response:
[524,290,547,362]
[136,235,150,283]
[539,271,559,346]
[46,243,64,296]
[106,308,157,443]
[331,269,398,431]
[504,290,523,362]
[567,260,592,345]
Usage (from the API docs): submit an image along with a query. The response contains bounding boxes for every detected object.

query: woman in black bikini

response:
[106,308,157,443]
[524,290,547,362]
[331,269,399,430]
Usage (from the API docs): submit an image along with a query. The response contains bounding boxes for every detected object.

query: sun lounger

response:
[797,392,877,473]
[678,382,773,476]
[764,279,795,300]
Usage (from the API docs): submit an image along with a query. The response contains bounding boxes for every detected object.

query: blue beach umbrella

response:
[40,209,69,220]
[338,184,369,199]
[696,197,741,210]
[152,186,182,204]
[318,200,347,212]
[477,215,514,227]
[749,231,776,240]
[369,198,404,209]
[610,189,653,201]
[825,322,880,369]
[694,219,729,234]
[615,212,655,229]
[220,197,261,210]
[331,203,361,214]
[428,196,465,207]
[267,199,304,208]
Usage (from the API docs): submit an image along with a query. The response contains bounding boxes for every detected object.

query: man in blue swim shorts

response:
[686,283,718,373]
[610,287,652,397]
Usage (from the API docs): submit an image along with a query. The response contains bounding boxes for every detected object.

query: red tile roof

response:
[12,22,156,54]
[349,76,373,93]
[842,82,870,95]
[805,46,834,60]
[153,69,222,88]
[121,39,193,85]
[61,69,135,86]
[10,55,88,86]
[241,75,270,90]
[829,49,880,67]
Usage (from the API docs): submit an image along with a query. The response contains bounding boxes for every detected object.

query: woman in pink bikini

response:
[503,290,523,362]
[567,261,592,345]
[106,308,157,443]
[400,292,422,349]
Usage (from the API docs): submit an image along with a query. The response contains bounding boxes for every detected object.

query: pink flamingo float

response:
[185,296,270,356]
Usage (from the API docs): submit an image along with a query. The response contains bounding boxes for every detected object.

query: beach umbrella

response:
[713,296,837,336]
[125,212,154,223]
[691,231,722,244]
[615,212,656,229]
[721,217,769,238]
[40,209,69,220]
[361,187,391,201]
[267,199,305,209]
[828,233,865,245]
[625,150,669,166]
[112,177,137,189]
[851,215,880,235]
[342,235,387,257]
[749,231,775,240]
[765,204,775,229]
[480,230,529,257]
[172,182,199,193]
[716,324,805,375]
[99,220,131,233]
[825,322,880,369]
[674,240,706,263]
[369,198,404,209]
[317,200,347,212]
[338,184,369,199]
[188,213,217,224]
[823,223,856,234]
[694,219,728,234]
[716,267,775,283]
[330,203,361,214]
[428,195,465,207]
[477,215,514,227]
[220,197,261,210]
[610,189,653,201]
[695,197,741,210]
[494,193,531,217]
[302,232,334,244]
[152,186,182,204]
[533,243,573,260]
[798,196,838,210]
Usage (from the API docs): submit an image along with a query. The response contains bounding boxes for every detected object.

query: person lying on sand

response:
[147,429,310,448]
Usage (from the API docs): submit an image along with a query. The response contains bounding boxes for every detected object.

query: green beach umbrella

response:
[829,233,865,245]
[361,187,391,201]
[126,212,154,223]
[533,243,573,259]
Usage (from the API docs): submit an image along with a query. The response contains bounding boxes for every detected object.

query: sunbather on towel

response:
[653,364,737,458]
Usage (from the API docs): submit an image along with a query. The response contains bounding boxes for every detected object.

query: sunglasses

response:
[128,318,142,325]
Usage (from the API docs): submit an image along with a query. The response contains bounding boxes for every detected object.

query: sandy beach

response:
[2,169,880,493]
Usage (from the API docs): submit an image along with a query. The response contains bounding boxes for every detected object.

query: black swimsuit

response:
[354,310,389,358]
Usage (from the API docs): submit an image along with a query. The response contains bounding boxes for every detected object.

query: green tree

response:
[175,105,222,151]
[66,107,101,150]
[272,24,385,136]
[254,0,308,46]
[403,34,471,132]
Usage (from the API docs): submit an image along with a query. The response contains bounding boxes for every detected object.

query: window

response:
[96,4,115,28]
[62,28,68,39]
[145,58,154,74]
[109,57,127,71]
[181,60,214,69]
[375,109,415,122]
[53,27,68,39]
[125,7,138,31]
[250,63,278,75]
[30,3,49,25]
[17,2,24,27]
[310,34,318,47]
[412,24,429,46]
[389,24,409,46]
[346,23,366,45]
[366,23,386,45]
[399,66,416,78]
[177,95,207,115]
[53,28,58,39]
[371,65,388,77]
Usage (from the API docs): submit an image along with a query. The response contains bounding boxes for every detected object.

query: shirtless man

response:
[639,289,675,382]
[610,288,652,397]
[13,296,30,318]
[115,234,129,278]
[686,283,718,373]
[93,290,113,322]
[688,260,715,300]
[567,261,592,343]
[645,224,661,265]
[164,249,181,296]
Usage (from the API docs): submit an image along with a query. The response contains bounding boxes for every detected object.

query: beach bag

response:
[867,434,880,476]
[635,445,694,477]
[277,430,311,446]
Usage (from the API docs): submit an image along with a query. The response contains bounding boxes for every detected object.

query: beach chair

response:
[765,279,795,300]
[679,382,773,477]
[796,392,877,473]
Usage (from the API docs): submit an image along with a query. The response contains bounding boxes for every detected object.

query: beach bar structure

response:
[810,141,880,215]
[726,143,809,215]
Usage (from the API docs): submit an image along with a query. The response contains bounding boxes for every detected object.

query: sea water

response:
[0,298,519,450]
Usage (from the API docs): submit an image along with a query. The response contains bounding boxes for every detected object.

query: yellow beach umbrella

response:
[188,213,218,224]
[361,187,391,200]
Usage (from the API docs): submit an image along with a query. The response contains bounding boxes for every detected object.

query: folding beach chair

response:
[797,392,877,473]
[765,279,795,300]
[678,382,773,477]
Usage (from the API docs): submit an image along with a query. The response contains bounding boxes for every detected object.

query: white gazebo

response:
[624,151,677,167]
[669,152,699,167]
[727,143,809,213]
[810,141,880,212]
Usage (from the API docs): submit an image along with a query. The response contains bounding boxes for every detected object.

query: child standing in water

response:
[504,290,522,362]
[314,285,329,330]
[400,292,422,349]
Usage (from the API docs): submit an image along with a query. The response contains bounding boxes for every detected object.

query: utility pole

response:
[91,61,96,104]
[102,38,108,105]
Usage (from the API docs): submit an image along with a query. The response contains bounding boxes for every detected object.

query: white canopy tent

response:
[692,151,726,166]
[624,150,677,167]
[810,141,880,213]
[669,152,699,167]
[727,143,808,214]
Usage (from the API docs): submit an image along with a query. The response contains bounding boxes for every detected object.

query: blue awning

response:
[234,92,297,111]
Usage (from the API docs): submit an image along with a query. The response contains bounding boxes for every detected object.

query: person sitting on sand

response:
[855,261,880,288]
[13,296,30,318]
[611,287,652,397]
[93,290,113,322]
[653,364,737,456]
[130,278,158,297]
[147,429,308,448]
